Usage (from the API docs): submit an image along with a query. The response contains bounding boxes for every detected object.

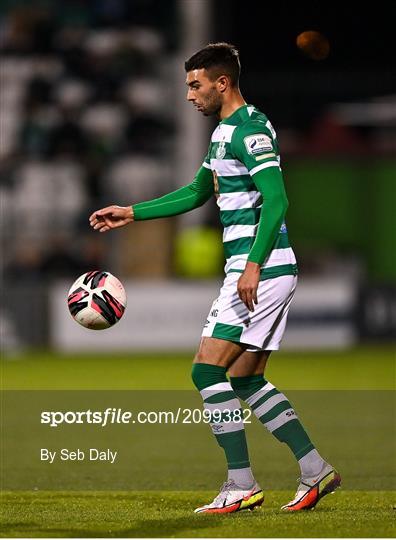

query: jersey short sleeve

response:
[231,120,280,176]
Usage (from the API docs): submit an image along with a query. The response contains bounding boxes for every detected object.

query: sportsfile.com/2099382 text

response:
[40,407,252,427]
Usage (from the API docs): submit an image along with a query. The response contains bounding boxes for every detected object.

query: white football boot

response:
[194,479,264,514]
[281,463,341,511]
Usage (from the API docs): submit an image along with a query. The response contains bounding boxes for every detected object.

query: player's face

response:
[186,69,222,117]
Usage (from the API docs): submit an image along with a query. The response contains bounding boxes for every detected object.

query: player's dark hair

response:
[184,42,241,86]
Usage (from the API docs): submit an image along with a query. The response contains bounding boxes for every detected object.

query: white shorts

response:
[201,273,297,351]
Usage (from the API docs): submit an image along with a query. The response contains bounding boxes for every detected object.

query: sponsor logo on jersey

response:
[244,134,273,155]
[216,140,226,159]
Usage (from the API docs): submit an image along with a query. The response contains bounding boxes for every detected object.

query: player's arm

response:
[133,165,213,220]
[248,167,288,266]
[237,167,288,311]
[231,121,287,311]
[89,165,213,232]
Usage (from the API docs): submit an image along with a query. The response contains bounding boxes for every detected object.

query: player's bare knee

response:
[192,338,216,364]
[193,337,245,367]
[193,351,203,364]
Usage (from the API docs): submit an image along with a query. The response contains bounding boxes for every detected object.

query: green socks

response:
[230,374,315,461]
[192,366,324,483]
[192,363,255,488]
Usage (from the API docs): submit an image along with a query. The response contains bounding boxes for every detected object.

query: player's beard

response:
[200,88,222,117]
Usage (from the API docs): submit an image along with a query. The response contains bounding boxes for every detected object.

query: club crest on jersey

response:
[244,133,272,155]
[216,140,226,159]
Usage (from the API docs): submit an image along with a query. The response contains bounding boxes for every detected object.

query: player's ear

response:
[216,75,229,93]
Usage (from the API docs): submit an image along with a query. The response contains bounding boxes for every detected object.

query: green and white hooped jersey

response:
[202,104,297,279]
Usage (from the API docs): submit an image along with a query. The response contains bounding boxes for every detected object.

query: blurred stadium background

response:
[1,0,395,354]
[1,3,395,537]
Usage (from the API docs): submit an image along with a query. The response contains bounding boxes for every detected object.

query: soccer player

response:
[89,43,341,513]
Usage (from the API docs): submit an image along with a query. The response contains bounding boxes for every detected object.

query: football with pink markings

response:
[67,271,126,330]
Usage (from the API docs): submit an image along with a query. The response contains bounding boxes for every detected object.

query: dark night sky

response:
[211,1,395,130]
[213,1,395,68]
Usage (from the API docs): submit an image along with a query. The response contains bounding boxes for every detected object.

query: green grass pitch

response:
[1,490,394,538]
[1,346,395,538]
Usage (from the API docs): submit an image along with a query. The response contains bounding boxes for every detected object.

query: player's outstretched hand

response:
[89,205,134,233]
